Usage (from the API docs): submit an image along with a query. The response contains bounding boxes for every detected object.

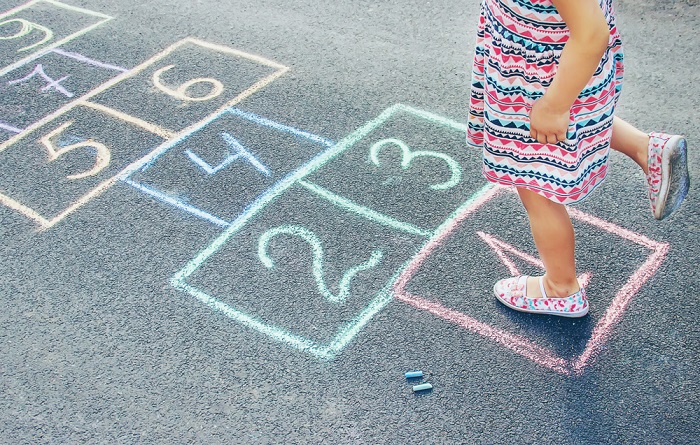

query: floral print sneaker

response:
[647,132,690,220]
[493,276,589,318]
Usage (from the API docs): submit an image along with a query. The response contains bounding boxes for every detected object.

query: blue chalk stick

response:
[412,383,433,392]
[405,371,423,379]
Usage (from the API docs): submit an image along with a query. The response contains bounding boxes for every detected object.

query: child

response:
[467,0,690,317]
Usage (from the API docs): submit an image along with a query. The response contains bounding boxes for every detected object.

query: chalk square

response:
[0,0,112,77]
[87,38,288,135]
[303,103,486,232]
[169,104,496,359]
[125,108,332,227]
[0,49,126,138]
[172,184,427,360]
[394,187,668,375]
[0,104,165,229]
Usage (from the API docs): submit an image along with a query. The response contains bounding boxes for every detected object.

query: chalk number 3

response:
[370,138,462,190]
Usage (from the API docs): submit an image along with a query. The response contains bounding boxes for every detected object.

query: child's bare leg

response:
[517,187,580,298]
[611,117,649,174]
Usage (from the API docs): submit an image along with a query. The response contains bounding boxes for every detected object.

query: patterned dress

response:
[467,0,624,204]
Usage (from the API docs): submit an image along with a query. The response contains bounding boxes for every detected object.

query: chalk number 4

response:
[40,122,111,180]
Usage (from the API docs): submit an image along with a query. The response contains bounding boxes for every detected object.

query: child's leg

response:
[610,117,650,174]
[517,187,580,299]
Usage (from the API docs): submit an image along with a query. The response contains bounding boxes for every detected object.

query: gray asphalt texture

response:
[1,0,699,443]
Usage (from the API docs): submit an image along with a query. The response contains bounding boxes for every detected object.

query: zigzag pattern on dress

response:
[467,0,624,204]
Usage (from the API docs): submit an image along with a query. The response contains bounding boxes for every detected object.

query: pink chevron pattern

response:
[467,0,625,204]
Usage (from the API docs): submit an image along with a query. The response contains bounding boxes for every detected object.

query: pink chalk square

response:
[393,186,669,375]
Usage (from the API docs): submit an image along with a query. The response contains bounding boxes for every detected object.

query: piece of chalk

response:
[412,383,433,392]
[405,371,423,379]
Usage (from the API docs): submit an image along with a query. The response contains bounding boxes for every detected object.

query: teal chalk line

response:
[369,138,462,190]
[299,180,432,237]
[258,225,383,304]
[172,104,402,284]
[170,103,474,360]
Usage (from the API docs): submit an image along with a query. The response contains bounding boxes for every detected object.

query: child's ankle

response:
[543,275,580,298]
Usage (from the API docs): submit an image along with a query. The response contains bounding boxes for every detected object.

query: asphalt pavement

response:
[0,0,698,443]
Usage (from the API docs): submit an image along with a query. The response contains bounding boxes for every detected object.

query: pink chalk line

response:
[51,48,129,73]
[393,185,669,376]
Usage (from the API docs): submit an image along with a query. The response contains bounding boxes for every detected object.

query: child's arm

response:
[529,0,610,145]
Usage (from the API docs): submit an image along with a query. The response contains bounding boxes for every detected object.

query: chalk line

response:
[51,48,128,72]
[0,121,23,133]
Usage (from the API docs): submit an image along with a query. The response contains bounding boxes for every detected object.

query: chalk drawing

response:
[476,231,592,287]
[394,187,669,375]
[0,0,113,77]
[0,38,287,154]
[185,132,270,176]
[0,121,23,133]
[51,48,128,73]
[39,120,110,179]
[369,138,461,190]
[80,101,176,140]
[124,108,328,227]
[299,180,432,237]
[152,64,224,102]
[0,18,53,52]
[0,38,287,229]
[258,225,384,304]
[170,104,486,360]
[7,63,73,97]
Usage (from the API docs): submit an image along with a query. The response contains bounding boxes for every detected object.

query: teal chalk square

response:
[303,104,485,232]
[171,104,488,359]
[172,184,427,359]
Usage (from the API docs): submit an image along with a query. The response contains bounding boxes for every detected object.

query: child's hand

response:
[529,96,570,145]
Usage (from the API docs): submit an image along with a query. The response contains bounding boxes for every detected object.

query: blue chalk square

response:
[172,184,427,360]
[125,108,332,227]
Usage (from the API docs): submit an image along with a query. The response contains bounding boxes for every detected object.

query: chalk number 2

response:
[258,225,383,304]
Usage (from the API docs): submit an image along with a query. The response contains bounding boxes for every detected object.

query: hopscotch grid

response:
[168,103,481,359]
[393,185,669,376]
[0,38,289,229]
[0,0,113,77]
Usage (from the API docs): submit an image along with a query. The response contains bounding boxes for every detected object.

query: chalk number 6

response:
[153,65,224,102]
[40,122,111,180]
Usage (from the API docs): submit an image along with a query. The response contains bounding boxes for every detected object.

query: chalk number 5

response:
[40,122,111,180]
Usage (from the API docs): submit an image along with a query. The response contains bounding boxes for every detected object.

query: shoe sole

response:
[656,136,690,220]
[492,284,589,318]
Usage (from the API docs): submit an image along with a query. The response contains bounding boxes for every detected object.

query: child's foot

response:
[493,276,589,318]
[647,132,690,220]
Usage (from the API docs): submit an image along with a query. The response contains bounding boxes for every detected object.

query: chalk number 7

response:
[40,122,111,180]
